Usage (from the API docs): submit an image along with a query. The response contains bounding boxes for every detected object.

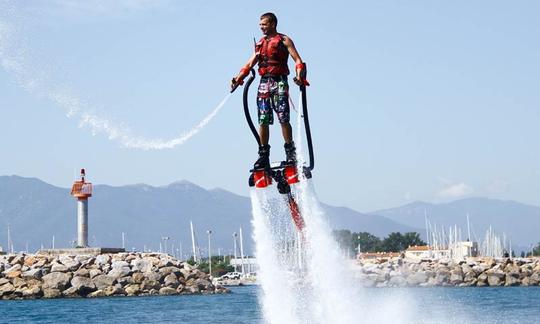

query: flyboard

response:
[231,65,313,234]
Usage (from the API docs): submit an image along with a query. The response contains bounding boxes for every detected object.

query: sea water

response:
[1,286,540,324]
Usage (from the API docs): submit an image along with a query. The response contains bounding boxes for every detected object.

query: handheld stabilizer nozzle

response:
[230,80,240,93]
[230,66,253,93]
[293,62,310,87]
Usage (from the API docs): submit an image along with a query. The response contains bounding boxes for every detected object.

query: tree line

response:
[332,230,426,254]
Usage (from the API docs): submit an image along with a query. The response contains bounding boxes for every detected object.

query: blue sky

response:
[0,0,538,212]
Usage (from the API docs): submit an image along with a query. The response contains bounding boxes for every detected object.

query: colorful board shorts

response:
[257,75,290,125]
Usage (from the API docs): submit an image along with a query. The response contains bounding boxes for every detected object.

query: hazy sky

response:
[0,0,538,212]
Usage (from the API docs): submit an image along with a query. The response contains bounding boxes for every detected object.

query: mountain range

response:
[372,198,540,250]
[0,175,415,255]
[1,175,538,255]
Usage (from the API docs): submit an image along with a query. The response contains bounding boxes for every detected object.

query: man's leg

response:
[280,122,292,144]
[255,81,272,169]
[259,125,270,145]
[276,78,296,163]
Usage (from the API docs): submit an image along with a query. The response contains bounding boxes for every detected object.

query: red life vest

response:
[256,33,290,76]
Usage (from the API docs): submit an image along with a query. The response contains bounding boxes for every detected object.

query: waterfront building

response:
[405,242,478,261]
[229,257,258,274]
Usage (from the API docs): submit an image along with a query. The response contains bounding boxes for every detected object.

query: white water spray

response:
[0,14,229,150]
[249,94,418,324]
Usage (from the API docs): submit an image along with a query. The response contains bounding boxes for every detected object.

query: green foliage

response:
[531,243,540,257]
[332,229,354,251]
[333,230,427,255]
[355,232,382,252]
[198,256,235,276]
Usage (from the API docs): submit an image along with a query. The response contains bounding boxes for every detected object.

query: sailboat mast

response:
[190,221,198,262]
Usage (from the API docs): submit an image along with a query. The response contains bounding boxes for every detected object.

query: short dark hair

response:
[260,12,277,26]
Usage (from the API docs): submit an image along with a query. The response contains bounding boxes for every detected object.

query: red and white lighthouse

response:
[70,169,93,247]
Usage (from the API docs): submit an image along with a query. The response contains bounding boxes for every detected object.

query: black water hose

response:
[301,83,315,171]
[242,69,260,146]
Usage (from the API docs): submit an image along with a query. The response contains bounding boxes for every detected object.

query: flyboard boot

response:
[254,144,270,170]
[284,141,297,165]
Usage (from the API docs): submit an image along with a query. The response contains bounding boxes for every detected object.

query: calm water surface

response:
[1,286,539,323]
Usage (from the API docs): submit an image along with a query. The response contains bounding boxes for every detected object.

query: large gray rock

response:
[144,271,163,282]
[132,272,144,284]
[116,276,133,286]
[472,265,487,274]
[74,268,90,278]
[92,275,115,290]
[22,268,43,279]
[449,270,464,285]
[43,288,62,298]
[140,279,160,291]
[464,271,476,283]
[111,260,130,269]
[22,286,42,298]
[388,275,406,287]
[132,259,153,273]
[51,263,69,273]
[158,259,174,268]
[88,290,107,298]
[95,255,111,267]
[62,287,81,298]
[125,284,140,296]
[12,277,26,288]
[160,266,182,276]
[529,272,540,285]
[75,255,93,264]
[406,271,428,286]
[159,287,177,295]
[59,256,81,271]
[0,283,15,296]
[179,268,197,280]
[104,284,124,296]
[434,270,449,285]
[3,264,22,275]
[71,276,96,294]
[163,273,179,288]
[42,272,72,290]
[461,264,472,274]
[108,267,131,280]
[10,255,24,266]
[487,271,504,286]
[504,274,520,286]
[89,269,102,279]
[477,273,488,286]
[195,279,213,291]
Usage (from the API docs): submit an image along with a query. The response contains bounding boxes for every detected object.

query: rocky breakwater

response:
[0,252,228,300]
[355,257,540,287]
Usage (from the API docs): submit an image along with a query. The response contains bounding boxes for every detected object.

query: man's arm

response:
[282,36,306,85]
[231,52,258,91]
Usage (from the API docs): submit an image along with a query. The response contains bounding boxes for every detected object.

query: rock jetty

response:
[355,257,540,287]
[0,252,228,300]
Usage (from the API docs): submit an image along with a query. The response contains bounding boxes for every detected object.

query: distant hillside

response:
[0,175,414,254]
[371,197,540,246]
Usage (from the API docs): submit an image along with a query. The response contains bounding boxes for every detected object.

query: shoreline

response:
[0,252,228,300]
[354,257,540,287]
